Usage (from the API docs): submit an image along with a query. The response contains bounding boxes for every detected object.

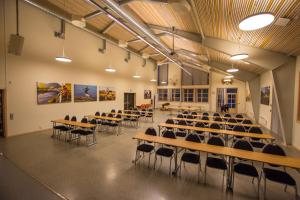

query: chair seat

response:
[234,163,258,177]
[80,130,94,136]
[53,125,65,130]
[71,129,83,134]
[181,152,200,164]
[176,131,187,137]
[206,157,227,170]
[156,147,174,157]
[60,126,72,132]
[263,168,296,186]
[109,123,118,127]
[250,141,265,148]
[137,144,154,152]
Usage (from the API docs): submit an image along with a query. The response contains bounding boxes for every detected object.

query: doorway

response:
[0,90,4,137]
[216,88,238,113]
[124,93,136,110]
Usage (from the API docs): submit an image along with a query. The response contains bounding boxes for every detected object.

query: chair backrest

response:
[116,114,122,118]
[145,127,157,136]
[81,118,88,123]
[262,144,286,156]
[248,127,263,134]
[191,112,197,115]
[101,113,106,117]
[90,119,97,124]
[224,113,231,118]
[166,119,174,124]
[207,137,225,146]
[111,109,116,113]
[162,130,176,139]
[186,133,201,143]
[242,119,252,124]
[210,123,220,129]
[71,116,77,122]
[148,109,153,112]
[142,109,146,111]
[118,110,122,113]
[195,122,205,128]
[201,116,209,121]
[177,114,184,118]
[236,114,244,118]
[233,125,246,132]
[202,112,209,116]
[64,115,70,120]
[108,113,114,117]
[186,115,194,119]
[213,113,220,117]
[95,112,100,116]
[178,120,187,126]
[214,117,222,122]
[233,140,253,151]
[228,118,237,123]
[133,108,138,111]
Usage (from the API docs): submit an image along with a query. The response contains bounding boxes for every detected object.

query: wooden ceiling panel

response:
[105,24,136,42]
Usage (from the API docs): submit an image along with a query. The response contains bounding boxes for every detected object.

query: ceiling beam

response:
[127,32,168,43]
[209,61,258,81]
[84,10,103,20]
[139,44,149,52]
[118,0,168,6]
[203,37,294,70]
[148,24,203,44]
[101,21,116,34]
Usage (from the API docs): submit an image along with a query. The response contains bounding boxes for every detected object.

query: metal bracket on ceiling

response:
[99,39,106,53]
[124,51,131,62]
[54,19,65,39]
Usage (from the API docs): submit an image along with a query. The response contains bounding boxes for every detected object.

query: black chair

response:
[224,113,231,118]
[130,111,140,127]
[140,109,146,117]
[145,109,153,121]
[118,110,122,114]
[100,113,108,126]
[202,112,209,117]
[214,117,223,122]
[111,109,116,113]
[249,127,265,148]
[177,114,184,118]
[235,114,244,123]
[232,140,259,195]
[135,128,157,167]
[180,133,202,183]
[213,113,220,118]
[191,112,197,119]
[201,116,209,127]
[182,110,189,115]
[175,120,188,137]
[227,118,237,130]
[232,125,246,142]
[78,119,97,146]
[70,118,88,144]
[95,112,100,116]
[123,111,131,125]
[194,122,206,141]
[205,137,228,185]
[165,119,175,130]
[109,114,121,133]
[53,115,70,139]
[209,123,221,137]
[154,130,176,175]
[186,115,194,126]
[242,119,253,131]
[262,144,298,199]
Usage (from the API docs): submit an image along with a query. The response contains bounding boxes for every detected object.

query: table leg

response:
[172,147,178,176]
[226,156,234,192]
[158,126,161,136]
[51,122,56,138]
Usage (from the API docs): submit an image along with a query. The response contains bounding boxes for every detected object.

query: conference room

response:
[1,0,300,200]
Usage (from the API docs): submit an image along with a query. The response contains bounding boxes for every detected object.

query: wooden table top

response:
[110,112,140,117]
[133,133,300,170]
[159,123,273,140]
[167,106,201,111]
[181,114,251,121]
[86,115,122,121]
[51,119,96,128]
[123,110,153,114]
[171,117,260,128]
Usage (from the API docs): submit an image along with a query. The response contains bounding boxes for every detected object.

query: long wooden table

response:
[123,110,154,122]
[86,115,122,135]
[171,117,260,128]
[181,113,252,121]
[158,123,274,145]
[133,133,300,191]
[51,119,97,146]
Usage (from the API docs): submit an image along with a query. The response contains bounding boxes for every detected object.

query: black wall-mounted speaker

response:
[8,34,24,56]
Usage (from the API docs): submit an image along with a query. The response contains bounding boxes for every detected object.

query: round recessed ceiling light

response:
[161,81,167,84]
[239,12,275,31]
[133,75,141,78]
[150,79,157,82]
[226,68,239,73]
[105,67,116,72]
[55,56,72,63]
[225,75,234,79]
[230,53,249,60]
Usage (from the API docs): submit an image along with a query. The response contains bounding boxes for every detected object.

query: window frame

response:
[182,88,194,102]
[196,88,209,103]
[157,88,169,101]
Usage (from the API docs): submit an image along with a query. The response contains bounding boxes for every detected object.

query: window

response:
[196,88,209,103]
[171,88,181,101]
[158,89,168,101]
[182,89,194,102]
[182,66,209,85]
[158,64,168,86]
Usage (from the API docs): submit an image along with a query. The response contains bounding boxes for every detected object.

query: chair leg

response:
[204,163,207,184]
[198,162,201,184]
[154,154,157,170]
[179,160,183,177]
[148,153,151,168]
[263,176,267,200]
[295,185,298,200]
[169,157,173,175]
[134,149,139,166]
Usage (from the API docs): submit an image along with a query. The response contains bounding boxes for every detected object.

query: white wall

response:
[293,55,300,149]
[0,0,5,89]
[258,71,273,129]
[3,0,155,136]
[245,82,254,119]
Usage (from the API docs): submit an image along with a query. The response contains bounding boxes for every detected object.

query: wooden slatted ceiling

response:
[194,0,300,55]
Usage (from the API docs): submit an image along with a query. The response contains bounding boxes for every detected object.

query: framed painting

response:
[260,86,270,105]
[144,90,152,99]
[74,84,97,102]
[99,86,116,101]
[37,82,72,104]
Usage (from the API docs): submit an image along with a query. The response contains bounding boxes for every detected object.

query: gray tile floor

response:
[0,110,300,200]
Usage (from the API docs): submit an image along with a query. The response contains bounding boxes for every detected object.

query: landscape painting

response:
[37,82,72,105]
[144,90,152,99]
[260,86,270,105]
[99,86,116,101]
[74,84,97,102]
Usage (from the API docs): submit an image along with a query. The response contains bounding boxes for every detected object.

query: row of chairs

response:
[135,128,298,199]
[53,115,96,146]
[95,112,121,132]
[165,119,265,148]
